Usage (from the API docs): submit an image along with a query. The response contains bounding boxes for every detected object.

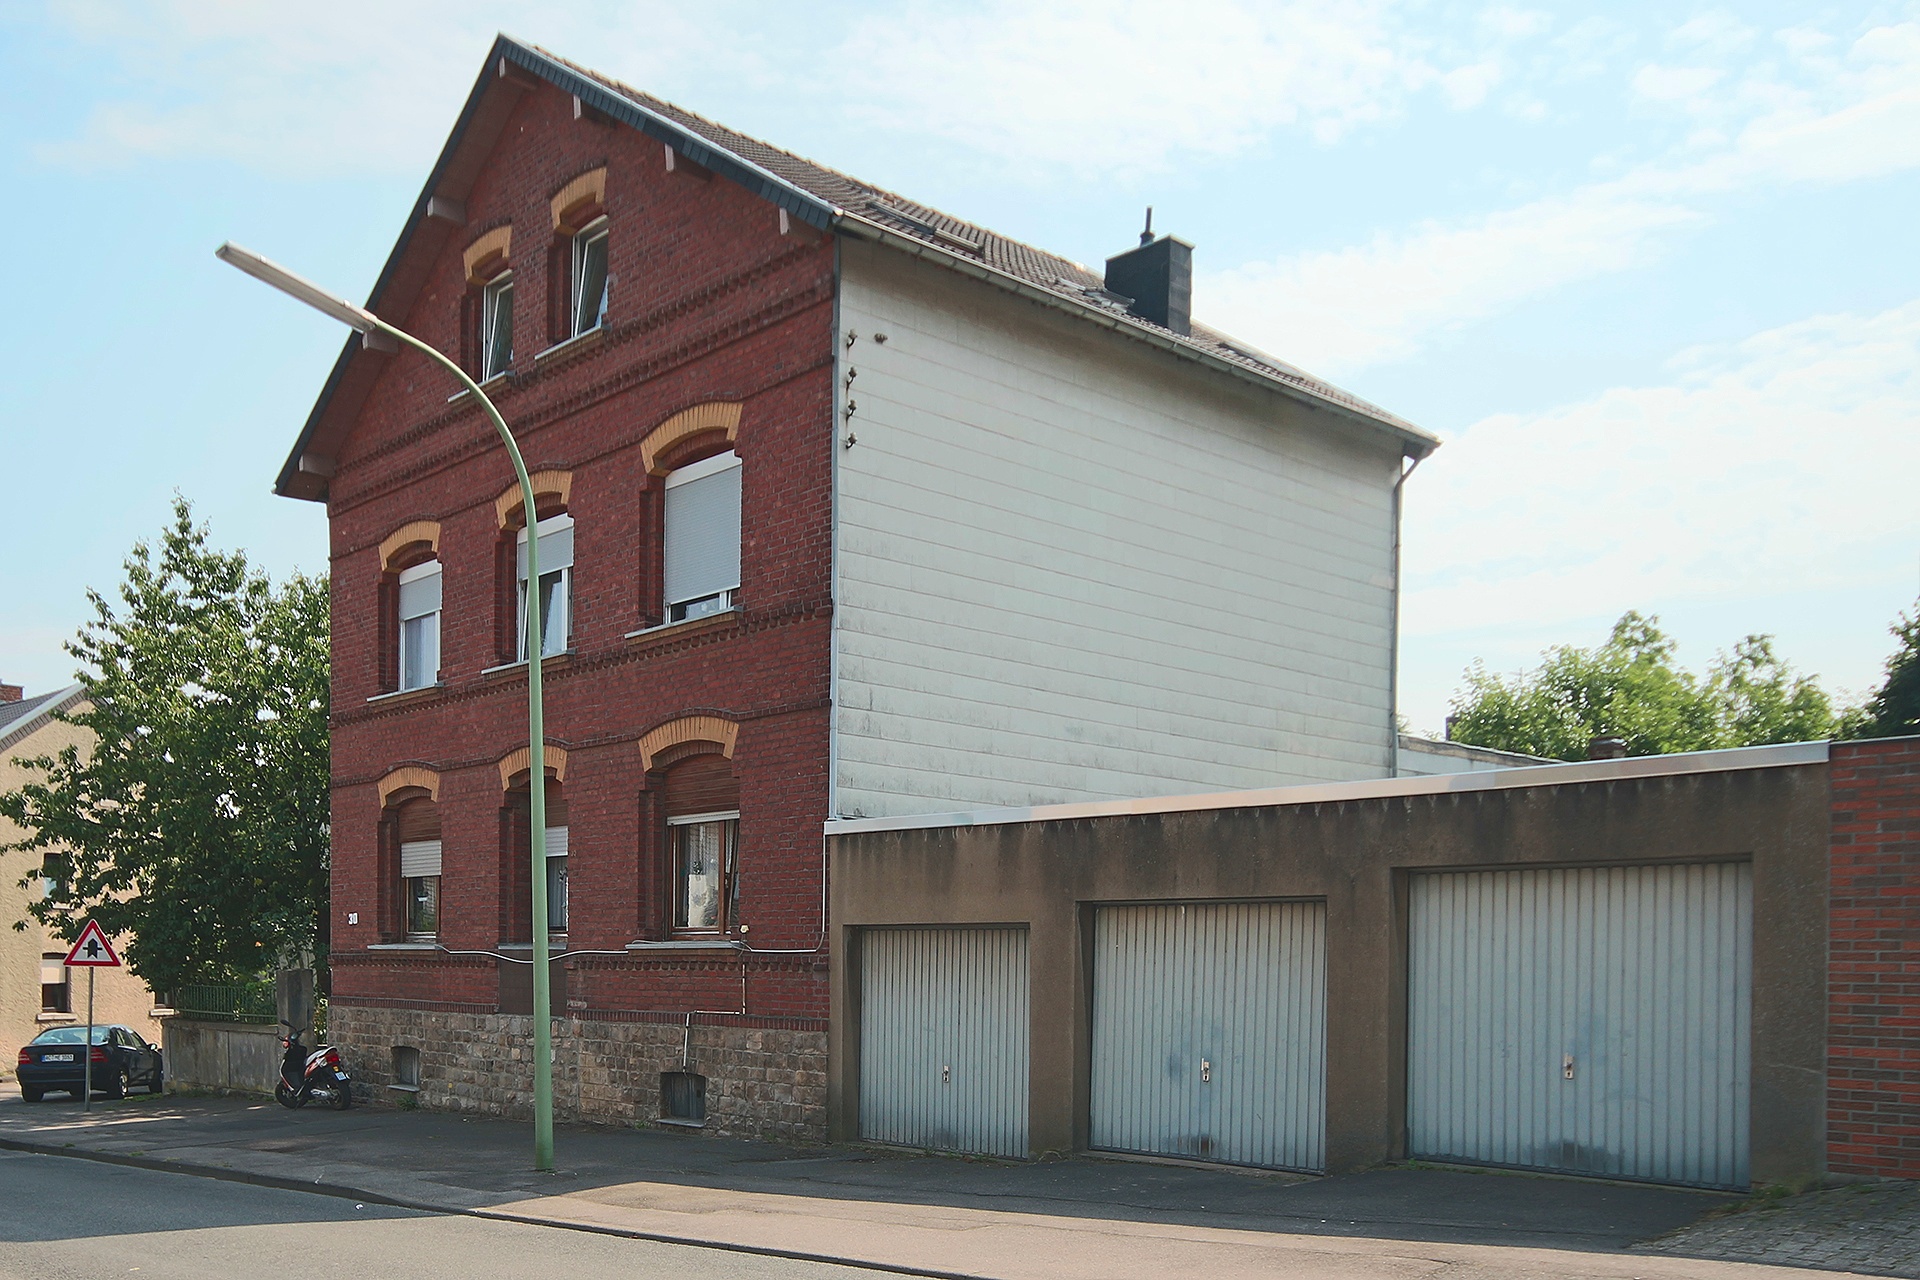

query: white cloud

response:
[1199,188,1703,376]
[1401,298,1920,650]
[835,0,1523,178]
[1199,15,1920,377]
[34,1,732,176]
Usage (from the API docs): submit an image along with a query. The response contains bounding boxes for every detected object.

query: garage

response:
[1407,863,1753,1189]
[858,926,1029,1158]
[1091,901,1326,1171]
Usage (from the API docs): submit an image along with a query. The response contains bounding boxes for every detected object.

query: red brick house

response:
[277,37,1435,1139]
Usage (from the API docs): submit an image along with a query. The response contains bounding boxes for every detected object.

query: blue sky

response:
[2,1,1917,735]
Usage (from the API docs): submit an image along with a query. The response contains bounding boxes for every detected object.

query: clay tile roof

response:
[531,42,1430,446]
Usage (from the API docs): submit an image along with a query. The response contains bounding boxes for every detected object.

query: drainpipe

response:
[1388,453,1425,778]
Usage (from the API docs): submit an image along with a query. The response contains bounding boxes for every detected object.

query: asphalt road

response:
[0,1149,895,1280]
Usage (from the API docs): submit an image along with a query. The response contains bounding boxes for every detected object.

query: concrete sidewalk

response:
[0,1089,1874,1279]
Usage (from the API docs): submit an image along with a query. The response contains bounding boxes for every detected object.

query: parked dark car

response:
[16,1025,162,1102]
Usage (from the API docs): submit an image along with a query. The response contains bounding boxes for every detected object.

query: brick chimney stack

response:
[0,682,22,704]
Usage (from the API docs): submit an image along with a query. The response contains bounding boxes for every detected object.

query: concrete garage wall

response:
[161,1020,282,1095]
[826,744,1832,1186]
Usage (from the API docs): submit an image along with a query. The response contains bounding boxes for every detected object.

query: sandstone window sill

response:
[446,371,513,405]
[625,939,746,953]
[495,938,568,954]
[534,326,606,367]
[624,609,742,650]
[387,1083,422,1094]
[656,1117,706,1130]
[35,1013,76,1024]
[367,682,445,707]
[368,943,440,952]
[481,651,575,680]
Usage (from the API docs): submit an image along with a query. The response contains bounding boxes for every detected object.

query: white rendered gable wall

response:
[832,241,1401,819]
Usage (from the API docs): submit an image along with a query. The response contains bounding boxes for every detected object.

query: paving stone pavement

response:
[1638,1180,1920,1277]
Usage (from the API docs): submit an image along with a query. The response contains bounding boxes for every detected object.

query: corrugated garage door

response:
[1408,863,1752,1189]
[1092,901,1326,1171]
[859,927,1028,1158]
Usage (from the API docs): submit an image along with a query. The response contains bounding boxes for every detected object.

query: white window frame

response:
[668,810,739,934]
[39,955,69,1015]
[399,838,442,939]
[663,451,742,624]
[516,513,574,661]
[480,272,514,380]
[544,824,568,934]
[571,217,609,337]
[396,560,442,691]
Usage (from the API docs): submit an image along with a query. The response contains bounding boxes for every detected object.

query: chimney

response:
[0,682,21,704]
[1104,207,1192,337]
[1588,736,1627,761]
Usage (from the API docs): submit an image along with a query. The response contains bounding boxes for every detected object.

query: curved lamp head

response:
[215,242,379,334]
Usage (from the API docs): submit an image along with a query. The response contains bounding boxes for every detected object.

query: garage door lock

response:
[1563,1054,1576,1080]
[941,1065,951,1084]
[1201,1058,1212,1083]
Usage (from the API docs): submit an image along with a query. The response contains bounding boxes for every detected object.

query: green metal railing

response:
[172,982,277,1025]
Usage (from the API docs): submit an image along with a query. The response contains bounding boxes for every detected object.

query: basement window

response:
[392,1045,422,1089]
[660,1071,707,1125]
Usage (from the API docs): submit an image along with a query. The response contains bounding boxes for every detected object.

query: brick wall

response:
[1829,736,1920,1178]
[323,74,837,1063]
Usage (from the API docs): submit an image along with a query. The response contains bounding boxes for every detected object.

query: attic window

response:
[571,218,610,336]
[871,202,983,254]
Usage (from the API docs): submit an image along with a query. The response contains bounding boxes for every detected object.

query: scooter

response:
[274,1023,353,1111]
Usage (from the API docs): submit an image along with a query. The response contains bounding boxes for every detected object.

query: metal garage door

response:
[1408,863,1752,1188]
[1092,901,1326,1171]
[858,927,1029,1158]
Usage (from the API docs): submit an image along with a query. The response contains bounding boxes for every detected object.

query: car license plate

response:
[44,1053,73,1062]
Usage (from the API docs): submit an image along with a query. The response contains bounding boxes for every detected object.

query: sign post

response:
[64,921,122,1113]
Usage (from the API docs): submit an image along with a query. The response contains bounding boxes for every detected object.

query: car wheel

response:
[20,1087,42,1103]
[103,1067,127,1100]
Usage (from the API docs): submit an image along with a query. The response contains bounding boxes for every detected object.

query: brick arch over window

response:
[493,470,573,529]
[376,766,440,806]
[495,744,570,789]
[641,403,742,476]
[638,715,738,772]
[550,167,607,235]
[462,225,513,285]
[378,521,441,571]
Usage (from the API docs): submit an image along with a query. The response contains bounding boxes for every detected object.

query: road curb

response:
[0,1133,985,1279]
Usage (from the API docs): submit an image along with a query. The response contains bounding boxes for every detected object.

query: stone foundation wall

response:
[330,1003,827,1144]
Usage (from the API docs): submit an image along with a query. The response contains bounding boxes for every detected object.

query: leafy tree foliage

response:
[1857,599,1920,739]
[1448,611,1853,761]
[0,499,328,995]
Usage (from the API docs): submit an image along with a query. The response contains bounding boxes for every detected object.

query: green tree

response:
[0,499,329,996]
[1857,598,1920,739]
[1448,611,1852,761]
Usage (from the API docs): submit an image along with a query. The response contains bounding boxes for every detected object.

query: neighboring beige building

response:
[0,682,162,1059]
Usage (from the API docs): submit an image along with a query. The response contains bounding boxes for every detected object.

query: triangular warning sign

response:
[64,919,122,968]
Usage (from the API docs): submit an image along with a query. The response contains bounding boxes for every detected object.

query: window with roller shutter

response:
[663,452,741,623]
[394,799,443,938]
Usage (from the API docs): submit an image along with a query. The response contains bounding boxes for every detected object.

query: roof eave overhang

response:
[831,213,1440,460]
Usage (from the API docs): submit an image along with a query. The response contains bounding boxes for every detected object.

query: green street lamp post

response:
[217,242,557,1172]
